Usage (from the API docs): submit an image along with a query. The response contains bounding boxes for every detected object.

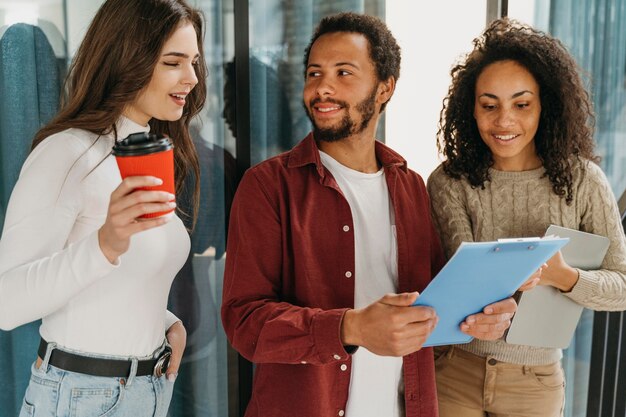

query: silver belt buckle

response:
[153,348,172,378]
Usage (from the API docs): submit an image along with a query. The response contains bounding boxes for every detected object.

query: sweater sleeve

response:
[0,133,117,330]
[427,165,475,260]
[564,163,626,310]
[221,169,350,365]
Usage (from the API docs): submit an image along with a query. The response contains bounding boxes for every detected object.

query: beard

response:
[304,86,378,143]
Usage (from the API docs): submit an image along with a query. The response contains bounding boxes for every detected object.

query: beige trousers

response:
[435,346,565,417]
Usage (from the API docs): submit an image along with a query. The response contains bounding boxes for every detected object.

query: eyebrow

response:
[162,51,200,59]
[479,90,535,99]
[306,62,360,70]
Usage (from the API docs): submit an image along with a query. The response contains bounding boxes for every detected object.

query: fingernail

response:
[167,372,178,382]
[485,307,493,314]
[168,202,177,208]
[461,324,469,331]
[466,316,475,324]
[152,177,163,185]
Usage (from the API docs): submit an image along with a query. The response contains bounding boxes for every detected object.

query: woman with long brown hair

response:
[0,0,206,415]
[428,18,626,417]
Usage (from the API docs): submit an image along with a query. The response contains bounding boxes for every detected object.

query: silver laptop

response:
[505,225,609,349]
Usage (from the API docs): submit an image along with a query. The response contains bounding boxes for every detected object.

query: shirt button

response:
[345,271,352,278]
[339,410,345,416]
[488,358,497,366]
[342,225,350,232]
[340,364,347,371]
[333,354,341,360]
[300,361,307,364]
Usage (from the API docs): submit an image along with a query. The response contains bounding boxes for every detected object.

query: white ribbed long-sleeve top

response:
[0,117,189,357]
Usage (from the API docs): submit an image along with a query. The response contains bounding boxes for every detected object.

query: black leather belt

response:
[38,338,171,378]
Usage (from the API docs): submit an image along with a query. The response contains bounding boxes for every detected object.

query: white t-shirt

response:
[0,117,188,357]
[320,151,403,417]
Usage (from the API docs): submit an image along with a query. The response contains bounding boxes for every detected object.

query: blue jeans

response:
[18,342,174,417]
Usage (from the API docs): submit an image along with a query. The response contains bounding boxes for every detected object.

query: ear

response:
[376,76,396,108]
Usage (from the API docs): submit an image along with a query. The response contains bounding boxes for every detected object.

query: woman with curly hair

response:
[428,18,626,417]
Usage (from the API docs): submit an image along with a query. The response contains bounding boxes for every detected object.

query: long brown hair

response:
[437,18,598,204]
[33,0,207,224]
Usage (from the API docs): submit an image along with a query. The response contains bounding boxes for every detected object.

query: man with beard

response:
[221,12,517,417]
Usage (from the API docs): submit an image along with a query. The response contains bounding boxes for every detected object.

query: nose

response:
[314,75,335,98]
[494,108,514,127]
[183,62,199,87]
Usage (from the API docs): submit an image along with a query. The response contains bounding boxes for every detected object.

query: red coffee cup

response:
[112,132,175,218]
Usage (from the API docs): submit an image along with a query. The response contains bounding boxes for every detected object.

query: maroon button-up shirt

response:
[222,133,445,417]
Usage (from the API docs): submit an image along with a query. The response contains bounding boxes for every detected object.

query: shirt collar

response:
[287,132,408,177]
[114,115,150,141]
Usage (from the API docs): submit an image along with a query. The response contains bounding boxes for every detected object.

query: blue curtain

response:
[0,23,61,416]
[546,1,626,416]
[549,0,626,195]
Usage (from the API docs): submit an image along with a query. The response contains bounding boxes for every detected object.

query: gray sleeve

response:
[565,163,626,310]
[427,165,475,260]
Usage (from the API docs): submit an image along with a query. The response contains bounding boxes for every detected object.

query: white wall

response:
[65,0,103,56]
[385,1,542,179]
[385,1,487,179]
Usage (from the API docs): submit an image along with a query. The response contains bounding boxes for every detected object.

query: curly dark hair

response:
[303,12,401,112]
[438,18,598,204]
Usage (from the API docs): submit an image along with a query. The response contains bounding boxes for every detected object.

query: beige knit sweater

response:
[427,159,626,365]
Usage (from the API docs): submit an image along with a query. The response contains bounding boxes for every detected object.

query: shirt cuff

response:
[90,231,121,267]
[312,308,352,364]
[565,268,597,302]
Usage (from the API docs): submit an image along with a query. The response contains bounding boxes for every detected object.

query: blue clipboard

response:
[412,237,569,347]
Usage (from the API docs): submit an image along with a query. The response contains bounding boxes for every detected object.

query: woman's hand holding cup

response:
[98,176,176,264]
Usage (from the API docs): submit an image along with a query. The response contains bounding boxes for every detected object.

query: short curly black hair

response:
[303,12,401,112]
[438,18,599,204]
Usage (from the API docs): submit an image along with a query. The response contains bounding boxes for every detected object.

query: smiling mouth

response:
[169,94,187,106]
[312,101,343,114]
[316,105,341,113]
[493,134,519,142]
